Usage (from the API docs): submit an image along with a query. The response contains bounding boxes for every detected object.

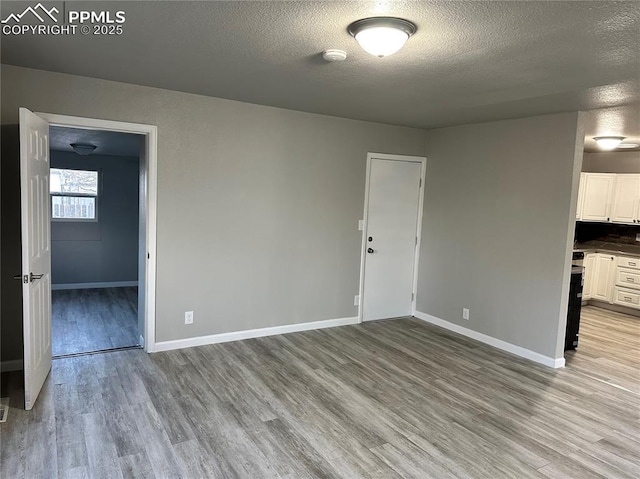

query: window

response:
[50,168,99,221]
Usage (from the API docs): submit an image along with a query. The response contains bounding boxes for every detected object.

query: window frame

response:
[50,167,101,223]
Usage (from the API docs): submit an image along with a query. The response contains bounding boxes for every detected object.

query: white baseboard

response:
[154,316,359,353]
[52,281,139,291]
[0,359,24,372]
[413,310,564,369]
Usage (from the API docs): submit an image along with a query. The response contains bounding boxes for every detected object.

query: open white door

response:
[19,107,52,410]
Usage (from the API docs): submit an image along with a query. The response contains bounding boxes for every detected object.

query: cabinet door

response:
[611,175,640,224]
[583,253,596,300]
[581,174,616,222]
[576,173,586,220]
[592,254,616,302]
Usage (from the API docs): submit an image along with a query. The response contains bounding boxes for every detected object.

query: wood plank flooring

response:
[52,288,139,356]
[1,306,638,478]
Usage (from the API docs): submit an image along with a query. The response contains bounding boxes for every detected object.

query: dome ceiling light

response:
[593,136,625,151]
[70,143,97,155]
[347,17,417,58]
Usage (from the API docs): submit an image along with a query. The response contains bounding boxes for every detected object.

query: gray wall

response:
[1,65,427,353]
[51,151,140,285]
[416,112,582,359]
[582,151,640,173]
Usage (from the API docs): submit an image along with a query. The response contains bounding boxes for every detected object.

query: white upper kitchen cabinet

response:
[580,173,616,222]
[576,173,586,220]
[592,253,616,303]
[611,174,640,224]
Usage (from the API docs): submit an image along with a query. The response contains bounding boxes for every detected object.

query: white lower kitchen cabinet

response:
[582,251,640,310]
[583,253,596,300]
[591,253,616,302]
[613,256,640,309]
[612,287,640,308]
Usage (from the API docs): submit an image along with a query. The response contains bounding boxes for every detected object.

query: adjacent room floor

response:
[1,307,638,478]
[52,287,139,356]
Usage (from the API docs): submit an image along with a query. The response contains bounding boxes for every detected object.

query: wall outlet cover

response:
[358,220,364,231]
[354,295,360,306]
[463,308,470,320]
[185,311,194,325]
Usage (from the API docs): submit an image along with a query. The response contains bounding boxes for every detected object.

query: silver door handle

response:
[367,248,375,254]
[30,273,44,282]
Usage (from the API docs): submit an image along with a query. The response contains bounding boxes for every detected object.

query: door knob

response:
[29,272,44,282]
[367,248,374,254]
[368,236,373,242]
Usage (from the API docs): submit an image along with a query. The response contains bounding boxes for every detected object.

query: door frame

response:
[37,112,158,352]
[357,152,427,323]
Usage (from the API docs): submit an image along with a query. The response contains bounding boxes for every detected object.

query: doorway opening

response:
[49,126,144,357]
[17,109,157,409]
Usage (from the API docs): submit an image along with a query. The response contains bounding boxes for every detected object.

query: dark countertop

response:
[574,241,640,258]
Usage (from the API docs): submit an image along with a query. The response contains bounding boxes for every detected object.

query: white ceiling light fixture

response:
[348,17,417,58]
[617,143,640,149]
[593,136,625,151]
[70,143,97,155]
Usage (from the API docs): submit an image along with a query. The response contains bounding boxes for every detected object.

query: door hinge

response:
[415,236,418,245]
[411,293,415,301]
[419,178,422,187]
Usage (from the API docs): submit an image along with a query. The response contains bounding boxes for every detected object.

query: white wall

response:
[416,112,583,361]
[0,65,427,357]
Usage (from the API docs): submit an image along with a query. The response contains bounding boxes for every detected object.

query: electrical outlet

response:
[358,219,364,231]
[463,308,470,320]
[354,295,360,306]
[185,311,194,325]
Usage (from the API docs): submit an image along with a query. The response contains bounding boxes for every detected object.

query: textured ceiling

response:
[50,126,142,157]
[2,1,639,134]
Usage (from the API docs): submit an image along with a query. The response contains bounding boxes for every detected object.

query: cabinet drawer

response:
[617,257,640,270]
[616,269,640,289]
[613,287,640,308]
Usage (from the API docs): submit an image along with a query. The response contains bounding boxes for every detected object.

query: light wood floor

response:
[52,288,139,356]
[1,306,638,478]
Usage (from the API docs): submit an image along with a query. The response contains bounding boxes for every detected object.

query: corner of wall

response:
[553,111,587,360]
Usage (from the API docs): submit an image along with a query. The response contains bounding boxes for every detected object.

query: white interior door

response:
[19,107,52,410]
[362,157,423,321]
